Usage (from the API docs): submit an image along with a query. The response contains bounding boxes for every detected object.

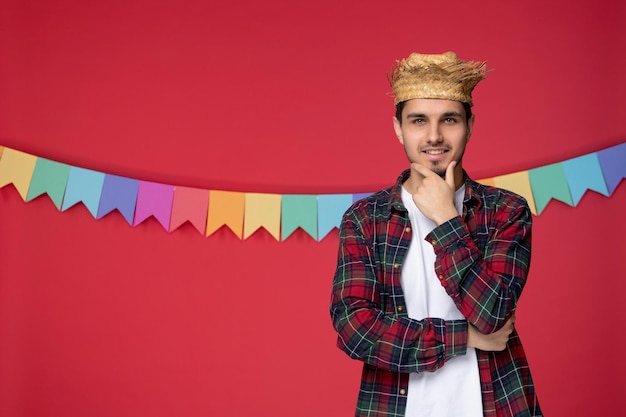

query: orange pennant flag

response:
[206,190,245,238]
[476,177,495,187]
[0,147,38,200]
[244,193,281,240]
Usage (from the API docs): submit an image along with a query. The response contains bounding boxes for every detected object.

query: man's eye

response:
[412,119,425,124]
[444,118,457,124]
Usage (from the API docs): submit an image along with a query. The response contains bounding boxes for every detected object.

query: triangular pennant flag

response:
[26,158,71,209]
[0,148,38,200]
[597,142,626,195]
[97,175,140,225]
[170,186,209,234]
[562,153,609,205]
[281,195,318,241]
[206,190,245,238]
[61,167,105,217]
[493,171,537,215]
[244,193,281,240]
[133,181,175,230]
[352,192,374,203]
[317,194,353,241]
[476,177,495,187]
[528,163,573,214]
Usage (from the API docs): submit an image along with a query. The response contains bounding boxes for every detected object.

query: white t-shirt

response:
[400,185,483,417]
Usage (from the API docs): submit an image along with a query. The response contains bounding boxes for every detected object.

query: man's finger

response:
[411,162,435,177]
[445,161,457,188]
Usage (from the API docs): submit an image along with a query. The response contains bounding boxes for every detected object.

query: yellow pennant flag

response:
[493,171,537,215]
[244,193,281,240]
[206,190,246,238]
[0,147,38,200]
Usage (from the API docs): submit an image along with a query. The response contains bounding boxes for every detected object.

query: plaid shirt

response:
[330,170,542,417]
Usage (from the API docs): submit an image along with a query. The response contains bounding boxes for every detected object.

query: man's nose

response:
[427,125,443,143]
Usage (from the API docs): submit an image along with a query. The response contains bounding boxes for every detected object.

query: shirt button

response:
[438,275,445,281]
[393,263,399,269]
[397,306,404,312]
[399,389,406,395]
[431,240,436,245]
[405,227,411,232]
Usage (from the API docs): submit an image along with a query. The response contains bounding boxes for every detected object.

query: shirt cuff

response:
[426,216,470,252]
[445,319,468,359]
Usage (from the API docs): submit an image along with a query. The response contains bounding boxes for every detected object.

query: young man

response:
[330,52,542,417]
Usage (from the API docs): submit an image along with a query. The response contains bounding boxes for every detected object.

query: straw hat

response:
[388,51,488,106]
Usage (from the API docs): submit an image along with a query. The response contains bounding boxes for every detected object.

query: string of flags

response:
[0,142,624,241]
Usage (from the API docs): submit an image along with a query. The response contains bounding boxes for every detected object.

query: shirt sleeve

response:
[330,208,468,374]
[426,196,532,334]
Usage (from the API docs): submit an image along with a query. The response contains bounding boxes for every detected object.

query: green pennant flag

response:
[528,163,573,214]
[26,158,71,209]
[281,195,318,241]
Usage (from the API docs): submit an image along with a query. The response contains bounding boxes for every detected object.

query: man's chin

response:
[432,168,446,178]
[407,157,450,178]
[429,162,447,178]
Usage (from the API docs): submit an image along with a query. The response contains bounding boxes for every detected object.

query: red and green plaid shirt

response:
[330,170,542,417]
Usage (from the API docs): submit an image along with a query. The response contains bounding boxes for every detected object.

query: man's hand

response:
[467,315,515,351]
[410,162,459,225]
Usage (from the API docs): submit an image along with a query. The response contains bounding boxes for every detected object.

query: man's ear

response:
[393,116,403,144]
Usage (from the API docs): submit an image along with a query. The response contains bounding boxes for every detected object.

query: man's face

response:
[393,98,473,178]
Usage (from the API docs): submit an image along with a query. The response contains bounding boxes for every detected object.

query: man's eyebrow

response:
[405,111,463,119]
[405,112,427,119]
[442,111,463,118]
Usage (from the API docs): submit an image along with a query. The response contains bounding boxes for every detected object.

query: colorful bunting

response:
[0,142,624,241]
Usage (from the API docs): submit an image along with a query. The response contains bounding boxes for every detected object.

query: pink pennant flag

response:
[169,186,210,234]
[133,181,175,230]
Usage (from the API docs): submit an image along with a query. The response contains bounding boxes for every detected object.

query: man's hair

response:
[395,101,473,125]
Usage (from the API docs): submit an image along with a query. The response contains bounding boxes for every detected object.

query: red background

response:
[1,0,625,416]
